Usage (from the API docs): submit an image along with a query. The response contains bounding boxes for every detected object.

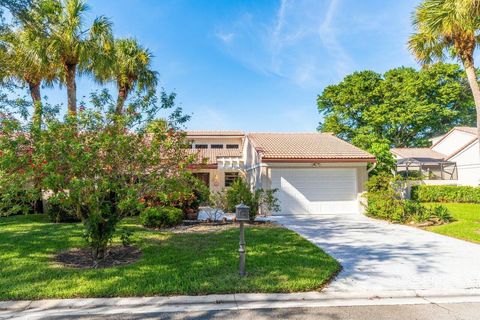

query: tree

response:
[1,27,56,131]
[408,0,480,154]
[36,90,196,264]
[1,23,57,215]
[34,0,113,116]
[95,38,158,115]
[317,63,475,172]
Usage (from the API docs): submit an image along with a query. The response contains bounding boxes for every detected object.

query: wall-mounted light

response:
[213,174,220,186]
[312,163,322,168]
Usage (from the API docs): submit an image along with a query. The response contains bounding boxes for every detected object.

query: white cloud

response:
[214,0,355,88]
[215,31,236,44]
[317,0,353,78]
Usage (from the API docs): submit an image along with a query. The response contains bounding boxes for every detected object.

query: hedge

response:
[411,185,480,203]
[140,206,183,228]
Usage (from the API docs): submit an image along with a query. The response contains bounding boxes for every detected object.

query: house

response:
[391,127,480,186]
[187,131,376,215]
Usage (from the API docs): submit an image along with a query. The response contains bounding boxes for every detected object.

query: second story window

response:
[211,144,224,149]
[226,144,239,149]
[195,144,208,149]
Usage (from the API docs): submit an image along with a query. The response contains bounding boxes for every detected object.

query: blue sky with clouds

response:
[42,0,423,131]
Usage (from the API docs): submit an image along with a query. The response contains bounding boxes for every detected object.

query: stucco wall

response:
[449,140,480,186]
[243,137,263,190]
[431,130,475,155]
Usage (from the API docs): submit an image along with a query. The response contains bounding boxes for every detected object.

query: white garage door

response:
[271,168,358,215]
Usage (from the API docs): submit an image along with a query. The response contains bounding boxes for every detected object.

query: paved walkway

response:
[274,214,480,292]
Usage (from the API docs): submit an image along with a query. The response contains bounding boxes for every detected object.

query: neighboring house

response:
[391,127,480,186]
[187,131,375,216]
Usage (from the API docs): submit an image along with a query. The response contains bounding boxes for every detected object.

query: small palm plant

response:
[408,0,480,151]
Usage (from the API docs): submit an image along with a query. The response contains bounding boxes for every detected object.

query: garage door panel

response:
[271,168,358,215]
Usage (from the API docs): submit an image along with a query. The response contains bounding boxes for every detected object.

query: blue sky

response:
[43,0,422,131]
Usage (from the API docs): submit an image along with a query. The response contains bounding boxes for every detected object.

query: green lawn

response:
[0,214,340,300]
[425,203,480,243]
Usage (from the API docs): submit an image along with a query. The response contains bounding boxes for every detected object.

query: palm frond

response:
[409,0,479,66]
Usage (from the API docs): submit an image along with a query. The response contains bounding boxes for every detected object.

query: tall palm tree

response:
[408,0,480,153]
[38,0,113,116]
[1,24,57,215]
[96,38,158,115]
[1,28,56,130]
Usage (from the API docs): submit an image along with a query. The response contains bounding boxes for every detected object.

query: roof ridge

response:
[247,131,332,135]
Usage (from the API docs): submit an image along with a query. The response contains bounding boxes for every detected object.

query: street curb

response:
[1,288,480,319]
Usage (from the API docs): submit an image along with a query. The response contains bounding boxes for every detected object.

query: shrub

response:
[406,200,431,223]
[202,191,227,222]
[365,192,406,222]
[119,228,133,247]
[365,173,452,224]
[259,188,281,215]
[46,194,81,223]
[0,120,38,217]
[140,173,210,217]
[180,174,210,213]
[0,189,35,217]
[140,206,183,228]
[429,204,453,223]
[33,92,197,263]
[225,179,280,221]
[47,203,81,223]
[411,185,480,203]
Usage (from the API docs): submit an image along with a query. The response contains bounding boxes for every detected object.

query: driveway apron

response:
[274,214,480,292]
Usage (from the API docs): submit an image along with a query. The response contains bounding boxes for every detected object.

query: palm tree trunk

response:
[28,81,42,132]
[27,81,44,214]
[65,63,77,116]
[464,63,480,156]
[116,86,128,115]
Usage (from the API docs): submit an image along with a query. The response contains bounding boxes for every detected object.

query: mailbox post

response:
[235,203,250,277]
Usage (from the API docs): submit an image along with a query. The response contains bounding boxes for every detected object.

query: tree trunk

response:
[65,63,77,116]
[28,81,42,132]
[464,63,480,157]
[116,85,128,115]
[28,81,44,214]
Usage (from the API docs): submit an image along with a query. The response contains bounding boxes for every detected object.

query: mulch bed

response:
[165,220,278,234]
[55,246,141,269]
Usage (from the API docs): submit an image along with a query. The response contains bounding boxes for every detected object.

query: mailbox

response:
[235,203,250,221]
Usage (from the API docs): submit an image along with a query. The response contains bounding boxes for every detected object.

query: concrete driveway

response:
[274,214,480,292]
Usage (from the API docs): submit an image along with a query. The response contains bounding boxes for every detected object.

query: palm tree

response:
[408,0,480,152]
[38,0,113,116]
[1,25,57,215]
[96,38,158,115]
[1,28,56,130]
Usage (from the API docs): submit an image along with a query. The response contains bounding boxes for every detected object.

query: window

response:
[224,172,239,187]
[211,144,224,149]
[226,144,239,149]
[194,144,208,149]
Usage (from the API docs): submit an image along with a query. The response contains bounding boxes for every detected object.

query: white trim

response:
[244,163,268,172]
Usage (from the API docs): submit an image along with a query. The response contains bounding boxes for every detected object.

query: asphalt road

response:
[17,302,479,320]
